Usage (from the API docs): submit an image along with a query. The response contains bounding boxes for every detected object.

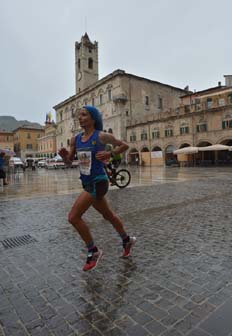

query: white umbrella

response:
[0,148,15,156]
[174,146,199,154]
[198,144,229,151]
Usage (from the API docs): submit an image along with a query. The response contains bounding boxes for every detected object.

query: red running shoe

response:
[83,249,103,271]
[122,237,136,258]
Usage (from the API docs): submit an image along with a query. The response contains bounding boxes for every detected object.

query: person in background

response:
[59,106,136,271]
[0,152,9,185]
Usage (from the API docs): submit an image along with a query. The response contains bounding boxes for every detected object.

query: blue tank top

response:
[75,130,107,184]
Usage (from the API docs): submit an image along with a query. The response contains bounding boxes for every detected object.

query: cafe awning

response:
[174,146,199,155]
[198,144,229,151]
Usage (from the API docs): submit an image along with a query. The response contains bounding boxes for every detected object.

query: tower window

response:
[108,89,112,101]
[88,58,93,69]
[145,96,149,106]
[78,58,81,69]
[100,94,103,105]
[158,96,163,109]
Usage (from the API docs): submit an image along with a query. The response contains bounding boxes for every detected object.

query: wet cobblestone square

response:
[1,167,232,335]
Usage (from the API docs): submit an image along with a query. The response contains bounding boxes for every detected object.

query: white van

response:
[9,157,24,168]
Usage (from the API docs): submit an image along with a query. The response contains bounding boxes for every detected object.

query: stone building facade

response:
[0,131,14,151]
[127,76,232,166]
[54,34,186,155]
[13,126,44,160]
[37,121,57,158]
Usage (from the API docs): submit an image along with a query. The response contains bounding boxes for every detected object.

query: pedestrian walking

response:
[59,106,136,271]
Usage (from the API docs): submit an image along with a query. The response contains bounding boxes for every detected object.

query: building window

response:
[130,132,136,142]
[108,128,113,134]
[222,119,232,129]
[141,132,148,140]
[27,133,31,139]
[61,142,63,147]
[88,58,93,69]
[184,105,190,113]
[78,58,81,69]
[180,126,189,134]
[207,98,213,109]
[145,96,149,106]
[108,89,112,101]
[165,129,173,137]
[92,98,95,106]
[100,94,103,105]
[228,94,232,104]
[26,144,33,150]
[158,96,163,109]
[196,123,207,132]
[152,130,160,139]
[67,139,70,146]
[218,98,225,106]
[125,110,129,116]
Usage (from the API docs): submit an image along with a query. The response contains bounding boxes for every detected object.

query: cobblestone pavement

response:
[1,169,232,335]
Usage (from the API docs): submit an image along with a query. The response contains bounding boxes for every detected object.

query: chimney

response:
[224,75,232,87]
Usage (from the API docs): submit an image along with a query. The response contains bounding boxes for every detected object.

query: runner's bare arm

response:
[58,137,76,164]
[96,132,129,161]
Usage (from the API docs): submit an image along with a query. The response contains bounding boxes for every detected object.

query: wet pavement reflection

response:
[1,165,232,200]
[1,166,232,335]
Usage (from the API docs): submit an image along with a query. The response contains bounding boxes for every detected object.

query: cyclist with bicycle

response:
[105,145,122,185]
[59,106,136,271]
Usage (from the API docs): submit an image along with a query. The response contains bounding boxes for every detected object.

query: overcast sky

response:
[1,0,232,124]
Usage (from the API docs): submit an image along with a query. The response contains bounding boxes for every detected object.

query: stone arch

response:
[179,143,191,149]
[128,148,139,165]
[152,146,162,151]
[164,144,177,166]
[216,137,232,146]
[216,137,232,163]
[140,147,150,166]
[151,146,163,166]
[196,141,213,163]
[197,140,212,147]
[141,146,149,152]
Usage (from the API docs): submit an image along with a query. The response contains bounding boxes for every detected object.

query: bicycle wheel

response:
[114,169,131,188]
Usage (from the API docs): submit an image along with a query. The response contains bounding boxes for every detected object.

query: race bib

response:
[77,151,92,175]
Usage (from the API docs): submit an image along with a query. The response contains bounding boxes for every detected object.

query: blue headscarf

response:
[83,105,103,131]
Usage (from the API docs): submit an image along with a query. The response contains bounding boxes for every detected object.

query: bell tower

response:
[75,33,99,94]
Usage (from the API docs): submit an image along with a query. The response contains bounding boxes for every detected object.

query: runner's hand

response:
[58,148,69,161]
